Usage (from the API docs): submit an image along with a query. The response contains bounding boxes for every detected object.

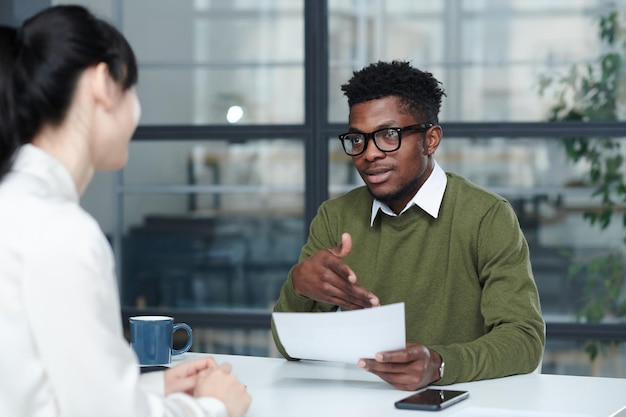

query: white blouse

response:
[0,145,226,417]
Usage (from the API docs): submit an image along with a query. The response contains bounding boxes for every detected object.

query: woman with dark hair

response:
[0,6,250,417]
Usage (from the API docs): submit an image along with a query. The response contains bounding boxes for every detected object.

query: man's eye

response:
[351,136,364,144]
[384,129,399,138]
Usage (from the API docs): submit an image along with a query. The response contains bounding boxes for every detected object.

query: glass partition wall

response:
[56,0,626,376]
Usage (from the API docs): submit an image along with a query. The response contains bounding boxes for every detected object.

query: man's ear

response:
[423,125,442,155]
[90,62,114,111]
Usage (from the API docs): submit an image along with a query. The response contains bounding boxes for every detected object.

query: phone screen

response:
[394,389,469,411]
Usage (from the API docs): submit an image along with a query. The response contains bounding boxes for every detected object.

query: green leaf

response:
[539,9,626,365]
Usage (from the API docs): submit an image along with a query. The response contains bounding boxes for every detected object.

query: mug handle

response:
[171,323,193,356]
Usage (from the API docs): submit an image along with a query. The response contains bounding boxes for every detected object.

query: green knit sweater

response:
[272,172,545,385]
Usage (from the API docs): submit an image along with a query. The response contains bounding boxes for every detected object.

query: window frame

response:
[101,0,626,348]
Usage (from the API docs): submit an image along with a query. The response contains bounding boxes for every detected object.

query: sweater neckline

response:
[374,205,427,229]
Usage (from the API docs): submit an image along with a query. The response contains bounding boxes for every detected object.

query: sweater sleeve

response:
[271,204,340,358]
[430,200,545,384]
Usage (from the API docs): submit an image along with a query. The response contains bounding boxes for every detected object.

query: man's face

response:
[348,96,441,214]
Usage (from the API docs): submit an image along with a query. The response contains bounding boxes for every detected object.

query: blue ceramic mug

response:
[129,316,193,366]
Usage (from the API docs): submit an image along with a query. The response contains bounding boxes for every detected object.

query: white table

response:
[173,352,626,417]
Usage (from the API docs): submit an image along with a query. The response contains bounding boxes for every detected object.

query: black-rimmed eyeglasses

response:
[338,123,434,156]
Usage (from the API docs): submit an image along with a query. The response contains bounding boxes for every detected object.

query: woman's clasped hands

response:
[165,357,251,417]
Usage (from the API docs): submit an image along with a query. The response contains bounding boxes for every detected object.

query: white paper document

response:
[272,302,406,363]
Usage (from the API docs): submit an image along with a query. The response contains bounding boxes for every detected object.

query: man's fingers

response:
[294,232,380,308]
[328,232,353,259]
[358,359,407,377]
[357,355,430,391]
[375,345,429,363]
[326,259,357,284]
[322,272,379,308]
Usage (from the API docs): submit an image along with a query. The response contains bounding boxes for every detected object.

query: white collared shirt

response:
[370,159,447,226]
[0,145,227,417]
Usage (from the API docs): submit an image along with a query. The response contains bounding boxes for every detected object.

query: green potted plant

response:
[538,8,626,366]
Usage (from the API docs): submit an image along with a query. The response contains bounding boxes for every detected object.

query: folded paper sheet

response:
[272,302,406,363]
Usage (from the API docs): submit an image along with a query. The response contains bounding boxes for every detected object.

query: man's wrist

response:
[430,349,444,382]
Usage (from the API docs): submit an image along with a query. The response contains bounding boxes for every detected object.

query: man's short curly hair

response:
[341,60,446,124]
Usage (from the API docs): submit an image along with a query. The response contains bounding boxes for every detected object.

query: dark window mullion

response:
[304,0,330,228]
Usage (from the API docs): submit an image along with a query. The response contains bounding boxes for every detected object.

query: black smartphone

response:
[394,388,469,411]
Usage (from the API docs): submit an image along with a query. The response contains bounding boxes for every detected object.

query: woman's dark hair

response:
[340,60,446,124]
[0,5,138,179]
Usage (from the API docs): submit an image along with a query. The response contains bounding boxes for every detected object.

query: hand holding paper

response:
[272,302,406,363]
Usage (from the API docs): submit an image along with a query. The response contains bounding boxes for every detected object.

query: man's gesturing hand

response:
[291,232,380,310]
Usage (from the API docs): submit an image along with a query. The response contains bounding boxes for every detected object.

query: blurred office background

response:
[3,0,626,377]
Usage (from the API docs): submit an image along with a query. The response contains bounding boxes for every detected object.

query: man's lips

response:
[362,167,393,184]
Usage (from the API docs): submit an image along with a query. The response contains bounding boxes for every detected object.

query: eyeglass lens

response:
[342,128,400,155]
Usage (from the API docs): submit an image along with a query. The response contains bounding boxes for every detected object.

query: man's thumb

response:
[335,232,352,258]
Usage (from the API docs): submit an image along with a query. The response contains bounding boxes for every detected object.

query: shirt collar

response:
[370,159,447,226]
[13,144,79,203]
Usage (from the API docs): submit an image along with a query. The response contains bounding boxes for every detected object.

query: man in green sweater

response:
[272,60,545,391]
